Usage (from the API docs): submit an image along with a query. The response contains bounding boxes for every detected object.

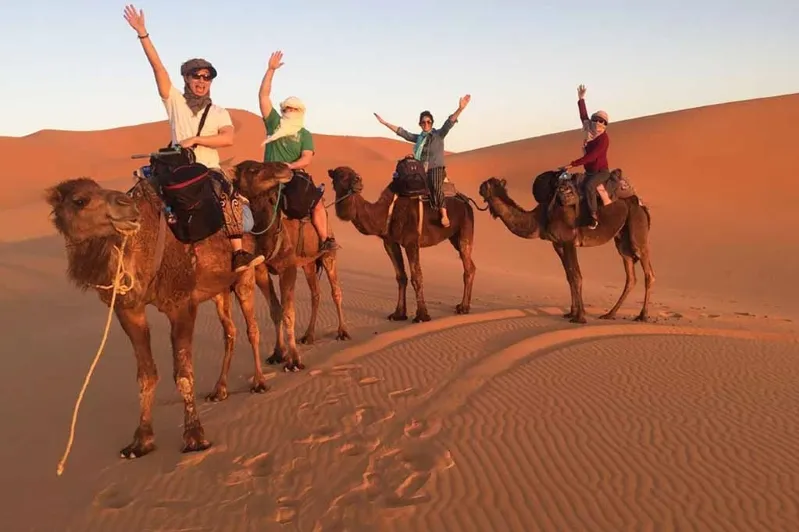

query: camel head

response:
[478,177,510,218]
[231,160,292,199]
[45,178,141,243]
[327,166,364,197]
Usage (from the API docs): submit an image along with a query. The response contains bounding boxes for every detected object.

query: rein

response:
[250,183,284,235]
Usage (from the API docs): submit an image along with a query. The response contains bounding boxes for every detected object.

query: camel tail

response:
[315,257,324,278]
[635,196,651,229]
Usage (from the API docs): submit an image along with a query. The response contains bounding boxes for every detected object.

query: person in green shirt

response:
[257,50,338,253]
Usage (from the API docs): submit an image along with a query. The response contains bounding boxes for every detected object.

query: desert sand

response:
[0,93,797,531]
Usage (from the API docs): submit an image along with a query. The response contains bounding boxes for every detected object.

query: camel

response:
[326,165,478,323]
[478,169,654,323]
[231,161,351,370]
[46,174,286,458]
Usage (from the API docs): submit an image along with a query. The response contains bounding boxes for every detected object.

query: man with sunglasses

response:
[374,94,471,228]
[123,4,264,273]
[563,84,611,230]
[257,51,338,253]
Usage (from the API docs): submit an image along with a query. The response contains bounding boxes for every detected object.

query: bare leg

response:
[255,265,286,365]
[116,307,159,459]
[322,253,351,340]
[383,239,408,321]
[552,243,578,319]
[312,202,338,251]
[405,244,431,323]
[449,230,476,314]
[167,303,211,453]
[299,261,320,344]
[234,269,268,392]
[207,291,236,402]
[278,265,304,372]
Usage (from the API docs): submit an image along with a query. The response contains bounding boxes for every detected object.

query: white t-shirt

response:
[162,85,233,169]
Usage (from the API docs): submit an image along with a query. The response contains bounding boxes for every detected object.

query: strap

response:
[196,103,212,137]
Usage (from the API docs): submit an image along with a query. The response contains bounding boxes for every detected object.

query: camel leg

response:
[299,262,320,345]
[600,237,637,320]
[562,243,587,324]
[449,231,476,315]
[167,302,211,453]
[552,243,579,320]
[278,265,304,372]
[116,306,159,459]
[322,253,351,340]
[255,266,286,365]
[233,270,268,393]
[383,239,408,321]
[635,249,655,322]
[207,291,237,402]
[405,244,431,323]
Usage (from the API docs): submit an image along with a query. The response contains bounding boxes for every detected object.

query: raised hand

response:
[123,4,147,36]
[268,51,285,70]
[458,94,471,110]
[577,84,587,99]
[373,112,386,124]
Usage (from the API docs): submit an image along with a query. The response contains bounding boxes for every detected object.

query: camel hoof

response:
[562,311,575,319]
[387,312,408,321]
[181,429,211,454]
[455,304,470,315]
[266,351,285,365]
[205,388,229,402]
[283,361,306,372]
[250,381,269,394]
[336,330,352,341]
[598,313,616,320]
[120,440,156,460]
[412,313,432,323]
[299,334,314,345]
[569,315,587,324]
[634,314,649,322]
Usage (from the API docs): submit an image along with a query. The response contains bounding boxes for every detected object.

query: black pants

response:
[427,166,446,210]
[583,169,612,217]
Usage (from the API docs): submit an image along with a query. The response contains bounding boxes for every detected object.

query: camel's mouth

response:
[111,218,142,236]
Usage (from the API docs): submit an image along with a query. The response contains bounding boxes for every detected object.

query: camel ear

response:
[327,168,335,180]
[500,178,507,187]
[44,185,62,207]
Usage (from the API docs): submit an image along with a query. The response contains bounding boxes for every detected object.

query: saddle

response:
[150,161,228,244]
[556,168,637,209]
[388,156,459,202]
[279,169,325,221]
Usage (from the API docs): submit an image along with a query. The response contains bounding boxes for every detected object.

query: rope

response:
[250,183,283,235]
[56,236,135,476]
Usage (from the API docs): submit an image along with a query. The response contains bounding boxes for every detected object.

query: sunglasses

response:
[591,116,607,125]
[420,119,432,125]
[190,73,212,81]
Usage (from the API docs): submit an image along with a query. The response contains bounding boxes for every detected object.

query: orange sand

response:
[0,93,797,531]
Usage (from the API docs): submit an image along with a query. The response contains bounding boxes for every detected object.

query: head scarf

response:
[179,58,217,115]
[262,96,306,145]
[583,109,609,146]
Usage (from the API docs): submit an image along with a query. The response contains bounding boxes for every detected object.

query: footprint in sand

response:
[388,386,416,399]
[351,404,395,428]
[403,418,442,439]
[295,425,342,445]
[224,452,275,486]
[338,435,381,457]
[93,484,134,510]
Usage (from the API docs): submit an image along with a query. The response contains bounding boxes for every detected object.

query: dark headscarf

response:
[179,58,218,115]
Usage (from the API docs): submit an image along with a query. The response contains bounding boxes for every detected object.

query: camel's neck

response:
[250,193,283,246]
[335,189,394,236]
[487,194,541,239]
[66,236,125,290]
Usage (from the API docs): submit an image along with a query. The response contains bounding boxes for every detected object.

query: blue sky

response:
[2,0,797,152]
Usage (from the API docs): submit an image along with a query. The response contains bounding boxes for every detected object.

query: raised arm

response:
[259,51,284,119]
[123,5,172,100]
[438,94,471,138]
[577,84,589,122]
[373,113,418,142]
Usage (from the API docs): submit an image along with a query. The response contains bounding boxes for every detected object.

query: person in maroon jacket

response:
[563,84,610,229]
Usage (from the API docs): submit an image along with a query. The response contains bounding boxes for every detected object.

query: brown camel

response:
[478,169,654,323]
[232,161,351,371]
[326,165,477,322]
[46,175,285,458]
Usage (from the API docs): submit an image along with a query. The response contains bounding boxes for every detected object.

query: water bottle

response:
[165,205,177,225]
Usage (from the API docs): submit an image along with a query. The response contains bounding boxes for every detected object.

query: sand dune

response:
[1,94,798,531]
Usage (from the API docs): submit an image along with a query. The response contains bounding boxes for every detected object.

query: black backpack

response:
[390,156,429,197]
